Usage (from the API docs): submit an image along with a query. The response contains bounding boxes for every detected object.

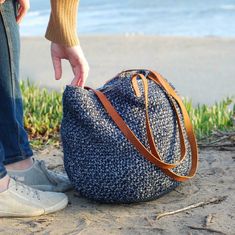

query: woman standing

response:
[0,0,89,217]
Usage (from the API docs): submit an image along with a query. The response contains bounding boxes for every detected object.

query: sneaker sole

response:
[0,196,68,218]
[0,210,44,217]
[44,196,69,214]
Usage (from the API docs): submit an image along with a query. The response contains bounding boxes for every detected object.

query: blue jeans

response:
[0,0,33,179]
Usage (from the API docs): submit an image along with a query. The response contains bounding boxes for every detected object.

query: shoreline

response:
[22,34,235,40]
[20,35,235,105]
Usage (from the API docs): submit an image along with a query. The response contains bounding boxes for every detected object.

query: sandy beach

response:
[20,35,235,105]
[1,146,234,235]
[0,0,233,229]
[0,35,233,234]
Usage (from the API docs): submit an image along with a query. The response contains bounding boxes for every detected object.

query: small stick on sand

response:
[198,130,235,149]
[204,213,215,227]
[156,196,227,220]
[188,225,226,235]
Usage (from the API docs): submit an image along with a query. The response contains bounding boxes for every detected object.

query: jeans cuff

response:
[3,149,33,165]
[0,169,7,180]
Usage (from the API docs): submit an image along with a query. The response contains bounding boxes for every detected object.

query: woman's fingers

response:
[73,64,89,87]
[71,77,79,87]
[75,65,85,87]
[70,65,83,87]
[51,43,64,80]
[0,0,29,23]
[68,51,89,87]
[52,56,63,80]
[50,43,89,87]
[70,63,88,87]
[77,76,85,87]
[16,6,27,23]
[16,0,30,24]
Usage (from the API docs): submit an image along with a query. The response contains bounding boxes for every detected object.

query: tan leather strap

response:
[131,74,187,164]
[85,70,198,182]
[147,70,198,180]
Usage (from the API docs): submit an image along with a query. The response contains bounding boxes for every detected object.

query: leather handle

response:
[131,74,187,165]
[147,70,198,180]
[85,70,198,182]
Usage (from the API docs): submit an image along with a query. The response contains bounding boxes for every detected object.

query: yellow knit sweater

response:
[45,0,80,47]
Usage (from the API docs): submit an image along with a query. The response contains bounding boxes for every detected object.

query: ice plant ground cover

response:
[20,80,235,149]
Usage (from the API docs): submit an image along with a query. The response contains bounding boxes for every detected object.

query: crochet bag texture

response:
[62,69,198,203]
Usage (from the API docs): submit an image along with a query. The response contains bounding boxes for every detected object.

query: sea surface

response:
[21,0,235,37]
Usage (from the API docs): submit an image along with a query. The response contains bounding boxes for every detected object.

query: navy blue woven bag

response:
[61,69,198,203]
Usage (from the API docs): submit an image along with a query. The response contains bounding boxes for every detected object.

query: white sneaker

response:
[8,159,73,192]
[0,179,68,217]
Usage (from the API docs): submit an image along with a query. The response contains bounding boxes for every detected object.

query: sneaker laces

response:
[14,180,40,200]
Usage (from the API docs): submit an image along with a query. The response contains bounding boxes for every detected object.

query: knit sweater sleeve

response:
[45,0,80,47]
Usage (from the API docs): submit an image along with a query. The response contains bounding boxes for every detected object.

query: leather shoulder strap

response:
[85,70,198,182]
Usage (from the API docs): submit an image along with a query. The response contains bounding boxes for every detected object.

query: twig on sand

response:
[204,213,215,227]
[212,130,235,137]
[198,130,235,150]
[205,136,229,145]
[156,196,227,220]
[188,226,226,235]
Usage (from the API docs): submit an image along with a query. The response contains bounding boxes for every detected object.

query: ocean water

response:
[21,0,235,37]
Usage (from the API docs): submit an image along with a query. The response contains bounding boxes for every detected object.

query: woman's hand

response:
[16,0,30,24]
[51,43,89,87]
[0,0,29,23]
